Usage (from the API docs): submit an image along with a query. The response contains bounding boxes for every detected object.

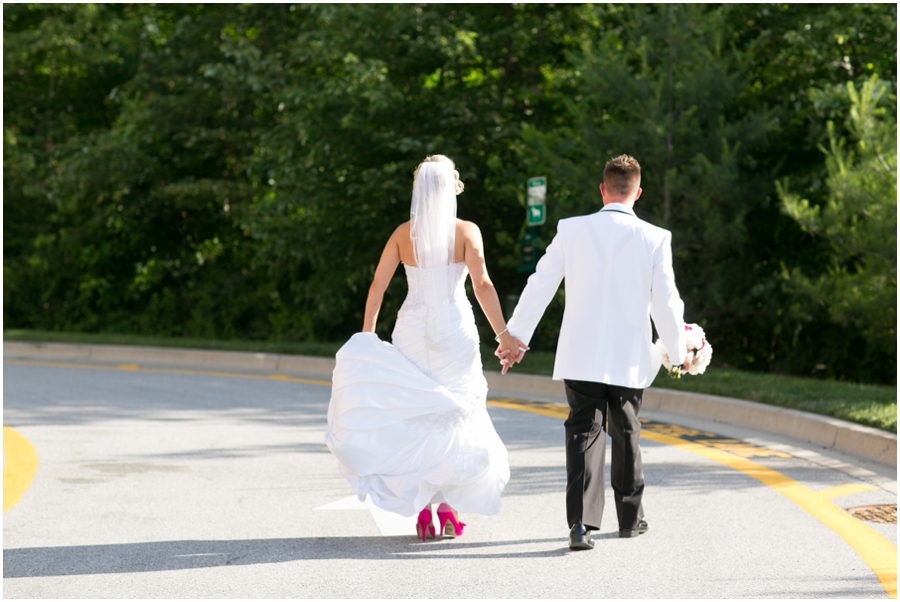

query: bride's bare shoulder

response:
[455,218,480,235]
[456,219,483,241]
[391,221,412,238]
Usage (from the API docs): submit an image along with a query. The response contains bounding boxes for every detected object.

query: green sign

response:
[526,176,546,226]
[526,204,546,226]
[527,176,547,203]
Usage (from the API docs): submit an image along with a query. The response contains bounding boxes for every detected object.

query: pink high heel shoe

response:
[416,508,435,542]
[436,503,466,538]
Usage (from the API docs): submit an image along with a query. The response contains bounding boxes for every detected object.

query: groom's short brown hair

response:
[603,155,641,196]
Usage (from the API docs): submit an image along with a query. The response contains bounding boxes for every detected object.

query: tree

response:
[4,4,588,341]
[230,4,588,340]
[516,4,776,351]
[4,5,270,337]
[3,4,142,328]
[3,4,896,383]
[778,76,896,379]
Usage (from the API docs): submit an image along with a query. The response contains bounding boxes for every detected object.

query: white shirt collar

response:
[599,203,636,216]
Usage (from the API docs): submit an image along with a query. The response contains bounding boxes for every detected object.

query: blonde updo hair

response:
[413,154,464,195]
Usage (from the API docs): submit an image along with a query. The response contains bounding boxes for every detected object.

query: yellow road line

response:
[640,429,896,598]
[3,426,39,513]
[6,360,896,596]
[816,483,880,500]
[492,398,896,599]
[488,398,568,419]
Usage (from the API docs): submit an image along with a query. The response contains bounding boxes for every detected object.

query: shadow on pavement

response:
[4,537,569,577]
[503,465,567,496]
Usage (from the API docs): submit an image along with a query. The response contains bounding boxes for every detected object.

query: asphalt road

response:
[3,361,897,598]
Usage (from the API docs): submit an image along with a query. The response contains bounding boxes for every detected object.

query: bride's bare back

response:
[394,219,469,266]
[362,218,519,358]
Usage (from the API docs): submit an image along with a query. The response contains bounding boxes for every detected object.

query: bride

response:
[325,155,524,541]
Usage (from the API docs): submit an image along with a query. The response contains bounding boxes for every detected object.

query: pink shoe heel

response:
[436,504,466,538]
[415,508,435,542]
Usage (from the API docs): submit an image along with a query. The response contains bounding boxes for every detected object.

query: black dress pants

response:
[563,379,645,531]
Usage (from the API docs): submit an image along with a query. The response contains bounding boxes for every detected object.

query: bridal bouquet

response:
[657,323,713,379]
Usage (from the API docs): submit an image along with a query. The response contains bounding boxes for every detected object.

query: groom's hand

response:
[510,339,527,364]
[495,332,528,374]
[496,332,527,362]
[495,348,525,375]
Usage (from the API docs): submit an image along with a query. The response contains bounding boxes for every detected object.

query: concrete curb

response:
[5,341,896,467]
[3,341,337,378]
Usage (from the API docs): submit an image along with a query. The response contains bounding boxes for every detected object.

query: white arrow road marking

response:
[315,495,412,536]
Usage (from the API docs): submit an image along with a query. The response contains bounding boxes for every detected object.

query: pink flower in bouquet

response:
[656,323,713,378]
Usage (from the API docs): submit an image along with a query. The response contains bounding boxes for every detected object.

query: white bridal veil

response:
[409,160,458,302]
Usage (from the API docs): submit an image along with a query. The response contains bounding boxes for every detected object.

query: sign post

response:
[518,176,547,273]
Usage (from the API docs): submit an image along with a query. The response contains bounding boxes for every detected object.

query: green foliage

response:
[233,4,592,340]
[517,4,775,353]
[5,5,277,338]
[517,5,897,381]
[778,76,897,376]
[4,4,897,383]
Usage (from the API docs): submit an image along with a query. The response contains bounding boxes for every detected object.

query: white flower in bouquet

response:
[656,323,713,378]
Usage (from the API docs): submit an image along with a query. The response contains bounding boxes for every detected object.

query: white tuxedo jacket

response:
[507,203,687,389]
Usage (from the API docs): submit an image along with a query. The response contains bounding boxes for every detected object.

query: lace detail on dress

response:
[398,262,471,374]
[401,262,468,308]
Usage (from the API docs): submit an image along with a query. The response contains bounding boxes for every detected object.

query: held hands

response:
[494,331,528,375]
[495,346,526,374]
[682,350,694,372]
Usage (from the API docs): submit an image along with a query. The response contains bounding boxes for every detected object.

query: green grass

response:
[7,329,896,433]
[650,366,896,433]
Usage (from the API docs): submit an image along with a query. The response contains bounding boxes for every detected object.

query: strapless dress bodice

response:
[401,261,468,308]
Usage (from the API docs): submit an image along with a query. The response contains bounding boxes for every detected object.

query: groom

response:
[499,155,691,551]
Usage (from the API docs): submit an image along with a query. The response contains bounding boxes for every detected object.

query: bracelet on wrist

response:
[494,328,509,342]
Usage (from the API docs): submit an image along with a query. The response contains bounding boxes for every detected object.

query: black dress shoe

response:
[568,523,594,550]
[618,519,649,538]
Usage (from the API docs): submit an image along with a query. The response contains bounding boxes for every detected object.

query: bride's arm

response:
[463,222,525,354]
[362,228,402,333]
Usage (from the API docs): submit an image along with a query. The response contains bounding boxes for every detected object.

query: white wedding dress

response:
[325,261,510,517]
